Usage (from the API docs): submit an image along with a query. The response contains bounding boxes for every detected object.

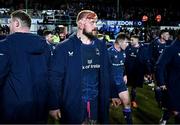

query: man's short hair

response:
[76,10,97,23]
[43,30,52,36]
[115,32,129,43]
[159,29,169,37]
[131,35,139,39]
[11,10,31,28]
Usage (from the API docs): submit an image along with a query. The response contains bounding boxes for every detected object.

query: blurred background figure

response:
[43,30,56,54]
[156,30,180,124]
[125,35,151,108]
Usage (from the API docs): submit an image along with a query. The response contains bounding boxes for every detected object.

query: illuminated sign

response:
[97,20,143,27]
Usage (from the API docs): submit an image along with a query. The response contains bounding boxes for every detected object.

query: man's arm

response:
[48,44,66,119]
[0,39,10,83]
[156,46,173,87]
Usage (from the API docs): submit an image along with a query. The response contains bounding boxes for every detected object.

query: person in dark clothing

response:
[149,30,172,124]
[43,30,56,55]
[0,30,6,40]
[49,10,110,124]
[0,10,51,124]
[108,33,132,124]
[149,30,170,66]
[37,26,44,36]
[156,30,180,124]
[125,35,151,108]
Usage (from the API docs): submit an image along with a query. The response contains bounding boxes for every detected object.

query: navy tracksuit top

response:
[108,46,126,86]
[156,40,180,111]
[0,32,51,123]
[125,43,151,87]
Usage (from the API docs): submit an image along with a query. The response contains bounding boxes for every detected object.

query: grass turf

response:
[109,84,174,124]
[48,84,175,124]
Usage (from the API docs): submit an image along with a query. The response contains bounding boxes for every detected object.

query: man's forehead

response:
[164,32,169,35]
[85,13,97,19]
[81,18,97,23]
[88,18,97,22]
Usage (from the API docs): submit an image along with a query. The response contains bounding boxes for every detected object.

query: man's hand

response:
[49,109,61,120]
[146,74,152,80]
[111,98,121,107]
[160,85,167,90]
[123,75,127,84]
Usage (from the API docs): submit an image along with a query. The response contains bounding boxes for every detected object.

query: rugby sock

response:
[130,88,136,101]
[155,87,162,107]
[162,109,171,121]
[123,108,133,124]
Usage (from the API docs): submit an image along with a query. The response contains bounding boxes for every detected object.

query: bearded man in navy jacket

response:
[49,10,110,124]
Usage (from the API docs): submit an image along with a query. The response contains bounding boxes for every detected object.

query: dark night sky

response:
[0,0,178,9]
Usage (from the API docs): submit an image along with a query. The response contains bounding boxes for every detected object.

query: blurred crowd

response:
[0,0,180,26]
[1,23,180,45]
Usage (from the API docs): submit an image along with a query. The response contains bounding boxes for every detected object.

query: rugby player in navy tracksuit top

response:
[125,35,151,108]
[156,30,180,124]
[0,10,51,123]
[149,30,172,124]
[49,10,110,124]
[108,33,132,124]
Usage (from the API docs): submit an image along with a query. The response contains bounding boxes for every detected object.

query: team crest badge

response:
[87,59,92,64]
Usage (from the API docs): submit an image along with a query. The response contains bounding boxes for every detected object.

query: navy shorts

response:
[113,75,127,93]
[116,82,128,93]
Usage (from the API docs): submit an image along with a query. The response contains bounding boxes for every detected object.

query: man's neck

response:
[160,38,166,44]
[15,27,30,33]
[77,30,91,45]
[114,43,121,51]
[133,43,140,48]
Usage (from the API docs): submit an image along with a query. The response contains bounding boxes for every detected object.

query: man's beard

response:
[83,29,96,41]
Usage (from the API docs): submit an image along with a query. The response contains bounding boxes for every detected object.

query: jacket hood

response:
[7,32,47,54]
[68,33,81,44]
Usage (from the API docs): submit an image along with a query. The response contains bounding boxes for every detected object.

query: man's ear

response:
[14,19,20,28]
[77,20,85,30]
